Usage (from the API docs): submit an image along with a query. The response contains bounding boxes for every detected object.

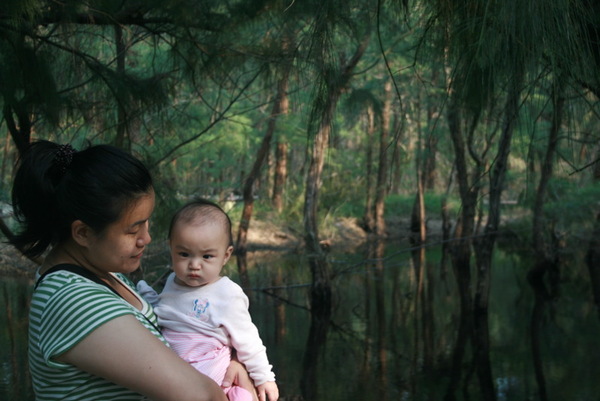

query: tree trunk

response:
[236,71,290,287]
[299,286,331,401]
[411,179,426,243]
[362,107,376,232]
[472,72,524,401]
[304,102,333,306]
[374,80,392,237]
[1,130,13,192]
[532,78,565,261]
[304,36,369,310]
[271,141,288,213]
[114,24,129,150]
[443,80,489,400]
[586,212,600,318]
[373,238,388,401]
[445,91,480,400]
[411,94,427,242]
[423,69,440,190]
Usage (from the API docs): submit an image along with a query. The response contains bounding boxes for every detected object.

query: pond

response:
[1,238,600,401]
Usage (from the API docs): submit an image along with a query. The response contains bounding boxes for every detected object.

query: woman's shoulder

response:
[35,269,104,294]
[32,270,129,316]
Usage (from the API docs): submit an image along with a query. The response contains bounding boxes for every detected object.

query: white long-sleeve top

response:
[154,274,276,385]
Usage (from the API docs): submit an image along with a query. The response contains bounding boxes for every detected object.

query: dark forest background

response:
[1,2,600,400]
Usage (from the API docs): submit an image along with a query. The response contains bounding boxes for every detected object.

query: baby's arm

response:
[136,279,160,307]
[219,279,277,398]
[256,381,279,401]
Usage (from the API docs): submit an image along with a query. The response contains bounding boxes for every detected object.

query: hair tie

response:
[54,144,77,174]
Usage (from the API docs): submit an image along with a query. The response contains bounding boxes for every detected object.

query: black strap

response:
[35,263,161,333]
[35,264,120,298]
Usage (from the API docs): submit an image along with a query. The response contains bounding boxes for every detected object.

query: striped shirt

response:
[29,270,166,400]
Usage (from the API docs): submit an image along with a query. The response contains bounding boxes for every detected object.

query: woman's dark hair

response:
[10,140,153,258]
[168,198,234,248]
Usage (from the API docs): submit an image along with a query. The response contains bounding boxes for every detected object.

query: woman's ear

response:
[71,220,93,247]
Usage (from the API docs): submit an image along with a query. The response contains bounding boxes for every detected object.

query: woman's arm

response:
[57,314,228,401]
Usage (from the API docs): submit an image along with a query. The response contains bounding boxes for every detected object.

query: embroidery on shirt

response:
[188,298,210,321]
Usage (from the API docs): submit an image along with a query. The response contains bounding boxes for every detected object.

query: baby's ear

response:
[223,245,234,263]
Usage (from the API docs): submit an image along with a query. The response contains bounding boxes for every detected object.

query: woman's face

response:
[84,190,155,274]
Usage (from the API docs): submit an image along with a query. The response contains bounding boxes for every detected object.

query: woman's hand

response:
[222,359,258,401]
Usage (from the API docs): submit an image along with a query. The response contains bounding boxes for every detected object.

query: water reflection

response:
[2,239,600,401]
[1,277,34,401]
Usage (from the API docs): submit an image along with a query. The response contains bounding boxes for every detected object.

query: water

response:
[2,239,600,401]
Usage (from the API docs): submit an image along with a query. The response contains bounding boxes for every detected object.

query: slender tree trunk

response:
[114,24,129,150]
[374,238,388,401]
[586,212,600,318]
[532,78,565,261]
[527,77,566,401]
[373,80,392,237]
[362,108,376,232]
[299,288,331,401]
[424,68,440,190]
[473,72,524,401]
[586,118,600,316]
[237,73,289,253]
[423,134,439,190]
[304,37,369,311]
[236,72,290,287]
[304,99,334,308]
[272,141,288,213]
[593,146,600,180]
[411,97,427,242]
[411,178,426,242]
[272,267,287,343]
[445,91,480,401]
[440,164,454,279]
[389,117,403,195]
[1,130,9,187]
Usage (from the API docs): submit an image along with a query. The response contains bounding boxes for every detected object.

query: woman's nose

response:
[137,228,151,247]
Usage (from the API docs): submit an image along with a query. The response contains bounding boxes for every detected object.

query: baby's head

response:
[168,199,234,287]
[169,199,233,245]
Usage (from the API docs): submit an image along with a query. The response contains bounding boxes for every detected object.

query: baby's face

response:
[169,221,232,287]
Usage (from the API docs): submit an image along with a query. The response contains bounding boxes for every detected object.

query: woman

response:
[11,140,252,401]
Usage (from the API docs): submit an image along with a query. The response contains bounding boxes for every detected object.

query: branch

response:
[150,68,264,168]
[0,4,229,33]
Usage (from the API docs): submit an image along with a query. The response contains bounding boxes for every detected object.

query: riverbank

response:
[0,215,440,277]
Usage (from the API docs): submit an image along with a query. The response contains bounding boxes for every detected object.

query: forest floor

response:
[1,215,443,278]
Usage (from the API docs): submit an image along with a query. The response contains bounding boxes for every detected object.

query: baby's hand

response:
[257,381,279,401]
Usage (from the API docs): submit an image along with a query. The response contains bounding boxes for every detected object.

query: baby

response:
[138,199,278,401]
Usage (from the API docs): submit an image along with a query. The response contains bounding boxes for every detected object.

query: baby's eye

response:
[178,252,190,258]
[203,254,214,260]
